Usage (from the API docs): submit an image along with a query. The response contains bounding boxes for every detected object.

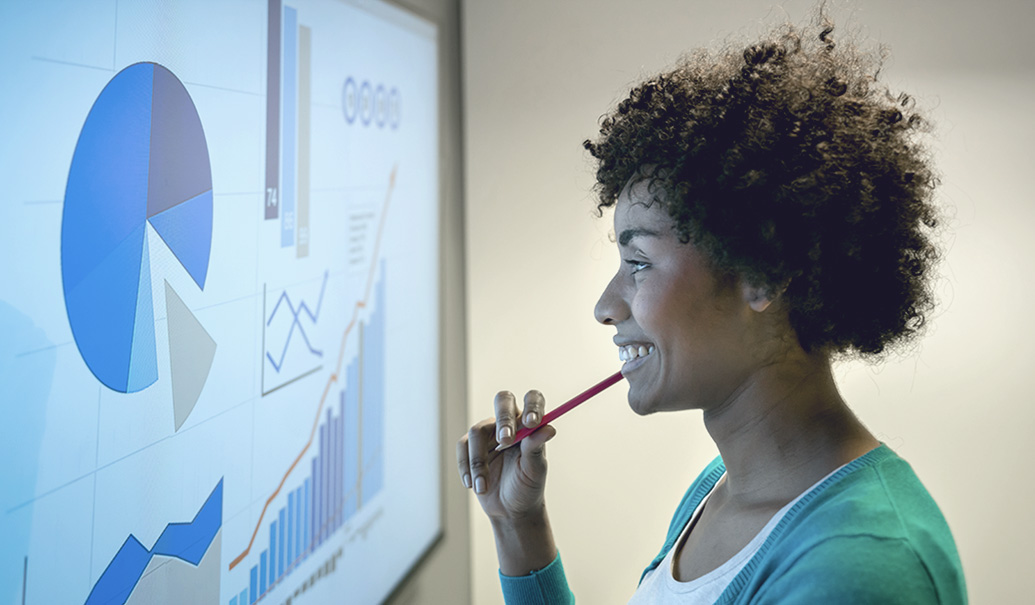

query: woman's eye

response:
[625,259,650,274]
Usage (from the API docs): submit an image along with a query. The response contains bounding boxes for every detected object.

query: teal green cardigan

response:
[499,444,967,604]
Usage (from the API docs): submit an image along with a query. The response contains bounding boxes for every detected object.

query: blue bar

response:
[278,508,286,578]
[310,458,318,548]
[323,409,331,535]
[269,519,277,586]
[319,421,327,541]
[280,5,297,247]
[361,270,387,500]
[304,477,311,553]
[287,490,295,565]
[249,565,258,604]
[231,596,238,605]
[295,485,304,556]
[239,589,248,605]
[259,550,268,594]
[328,408,337,530]
[344,359,359,520]
[334,410,342,529]
[337,405,344,527]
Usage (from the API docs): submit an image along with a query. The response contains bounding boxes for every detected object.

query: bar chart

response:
[264,0,312,259]
[232,266,386,605]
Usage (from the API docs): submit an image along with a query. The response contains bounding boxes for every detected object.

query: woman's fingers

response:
[494,390,520,449]
[455,435,472,489]
[466,418,498,495]
[522,390,546,428]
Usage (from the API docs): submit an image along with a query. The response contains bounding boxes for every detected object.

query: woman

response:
[457,15,966,604]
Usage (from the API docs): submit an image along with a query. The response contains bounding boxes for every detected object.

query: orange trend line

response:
[229,165,398,571]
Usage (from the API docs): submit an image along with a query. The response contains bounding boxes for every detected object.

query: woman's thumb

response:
[519,424,556,475]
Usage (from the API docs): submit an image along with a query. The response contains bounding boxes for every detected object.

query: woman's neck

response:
[701,351,879,505]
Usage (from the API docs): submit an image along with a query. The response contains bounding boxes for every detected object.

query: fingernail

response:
[474,476,486,494]
[525,412,539,426]
[499,426,512,441]
[463,473,472,489]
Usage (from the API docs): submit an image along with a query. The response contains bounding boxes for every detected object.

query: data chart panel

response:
[0,2,440,604]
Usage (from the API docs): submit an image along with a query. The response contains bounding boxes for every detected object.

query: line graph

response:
[266,271,327,373]
[85,479,223,605]
[229,164,396,573]
[261,270,329,395]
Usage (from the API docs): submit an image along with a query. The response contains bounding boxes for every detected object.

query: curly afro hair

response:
[583,16,941,358]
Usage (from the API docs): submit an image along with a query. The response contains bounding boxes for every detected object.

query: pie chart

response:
[62,62,216,428]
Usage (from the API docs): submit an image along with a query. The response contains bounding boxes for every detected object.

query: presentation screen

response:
[0,1,441,604]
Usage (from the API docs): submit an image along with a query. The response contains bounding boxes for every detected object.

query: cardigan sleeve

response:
[499,551,575,604]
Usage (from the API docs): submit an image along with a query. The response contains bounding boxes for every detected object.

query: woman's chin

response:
[627,392,658,416]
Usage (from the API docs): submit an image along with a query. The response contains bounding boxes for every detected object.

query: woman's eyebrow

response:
[618,228,661,246]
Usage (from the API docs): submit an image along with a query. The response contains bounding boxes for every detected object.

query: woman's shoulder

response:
[739,445,967,604]
[783,444,955,544]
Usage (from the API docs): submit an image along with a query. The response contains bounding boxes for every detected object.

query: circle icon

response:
[359,81,373,126]
[389,88,400,129]
[61,62,213,393]
[375,85,387,128]
[342,77,358,124]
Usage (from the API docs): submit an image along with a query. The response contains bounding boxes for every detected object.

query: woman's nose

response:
[594,272,630,325]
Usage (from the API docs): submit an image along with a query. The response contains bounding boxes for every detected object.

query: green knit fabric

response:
[500,444,966,604]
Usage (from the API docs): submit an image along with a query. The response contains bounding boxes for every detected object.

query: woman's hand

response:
[456,389,556,521]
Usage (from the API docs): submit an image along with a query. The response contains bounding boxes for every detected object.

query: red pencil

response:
[496,370,625,451]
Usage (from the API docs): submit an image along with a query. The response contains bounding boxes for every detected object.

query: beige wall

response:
[462,1,1035,603]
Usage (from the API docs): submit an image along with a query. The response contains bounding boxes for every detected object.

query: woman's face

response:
[595,179,770,415]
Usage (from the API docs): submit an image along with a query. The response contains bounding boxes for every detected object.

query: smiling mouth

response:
[618,344,655,365]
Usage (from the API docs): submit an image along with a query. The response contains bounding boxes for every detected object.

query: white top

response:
[628,464,848,604]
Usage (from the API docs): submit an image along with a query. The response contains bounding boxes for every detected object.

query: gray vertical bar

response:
[265,0,281,220]
[22,556,27,605]
[297,25,311,258]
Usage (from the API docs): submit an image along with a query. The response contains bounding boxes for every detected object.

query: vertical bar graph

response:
[230,264,387,603]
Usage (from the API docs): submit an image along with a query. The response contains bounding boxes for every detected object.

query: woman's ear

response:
[741,280,789,313]
[744,286,773,313]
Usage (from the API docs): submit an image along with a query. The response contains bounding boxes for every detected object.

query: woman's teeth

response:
[619,344,655,362]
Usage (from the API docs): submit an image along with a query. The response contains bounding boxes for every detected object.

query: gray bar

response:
[265,0,281,220]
